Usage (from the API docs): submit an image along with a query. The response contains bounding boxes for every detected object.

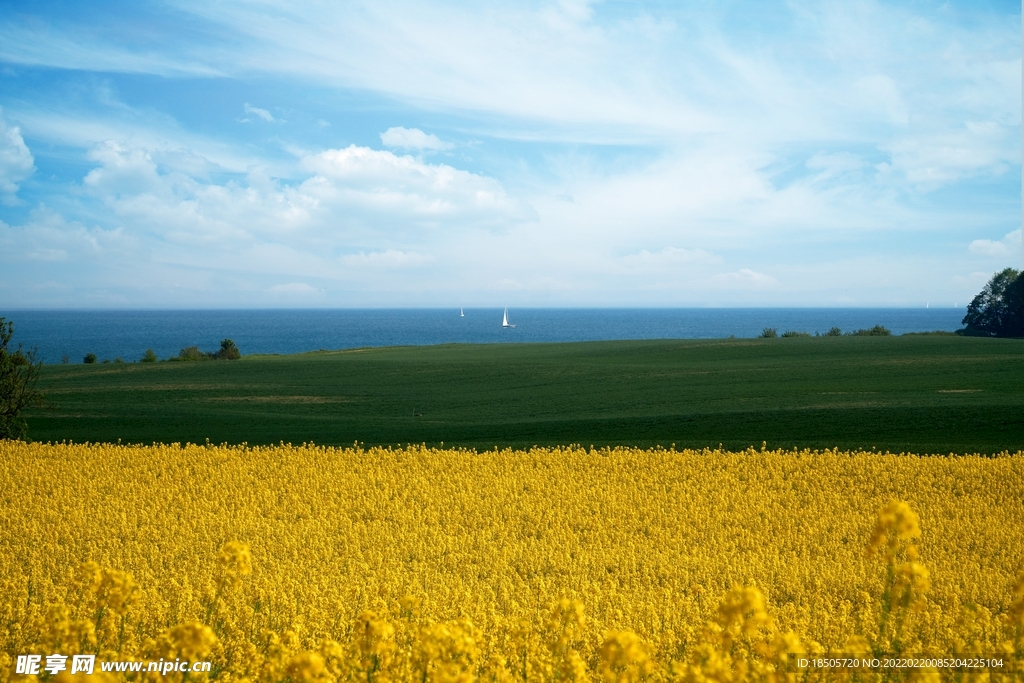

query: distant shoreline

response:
[4,307,967,365]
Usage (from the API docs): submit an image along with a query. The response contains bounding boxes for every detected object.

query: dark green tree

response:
[849,325,892,336]
[961,268,1024,338]
[0,318,44,440]
[177,346,209,361]
[214,339,241,360]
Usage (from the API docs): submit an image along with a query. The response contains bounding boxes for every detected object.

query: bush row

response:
[82,339,241,364]
[758,325,892,338]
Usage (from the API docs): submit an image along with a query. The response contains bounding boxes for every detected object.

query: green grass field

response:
[23,335,1024,453]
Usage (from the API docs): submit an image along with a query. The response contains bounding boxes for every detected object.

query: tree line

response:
[758,325,892,338]
[82,339,241,364]
[752,268,1023,340]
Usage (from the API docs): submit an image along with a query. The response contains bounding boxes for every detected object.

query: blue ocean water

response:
[2,308,967,364]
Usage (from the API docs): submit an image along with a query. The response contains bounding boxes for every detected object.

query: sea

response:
[2,308,967,364]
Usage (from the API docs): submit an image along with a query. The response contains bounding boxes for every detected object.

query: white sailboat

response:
[460,307,464,317]
[502,307,516,328]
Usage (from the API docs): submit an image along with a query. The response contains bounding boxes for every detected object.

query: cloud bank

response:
[0,109,34,203]
[0,0,1019,307]
[380,127,453,151]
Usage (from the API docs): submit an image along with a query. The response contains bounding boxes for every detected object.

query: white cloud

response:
[968,229,1022,259]
[339,250,432,268]
[0,108,35,203]
[619,247,721,270]
[850,74,908,126]
[0,207,134,264]
[707,268,779,290]
[164,2,718,135]
[83,142,163,196]
[269,282,317,293]
[886,121,1018,187]
[243,103,275,122]
[551,0,599,24]
[485,275,571,292]
[42,140,527,287]
[302,145,528,224]
[163,0,1013,155]
[0,1,1019,307]
[805,152,866,176]
[968,239,1009,258]
[0,21,225,77]
[953,270,1000,291]
[4,2,1018,149]
[10,107,262,175]
[380,127,453,151]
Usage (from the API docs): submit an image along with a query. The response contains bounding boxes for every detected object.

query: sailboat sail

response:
[502,307,516,328]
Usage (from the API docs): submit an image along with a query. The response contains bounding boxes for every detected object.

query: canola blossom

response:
[1,441,1022,682]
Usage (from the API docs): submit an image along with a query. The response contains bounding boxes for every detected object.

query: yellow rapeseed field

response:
[1,441,1022,682]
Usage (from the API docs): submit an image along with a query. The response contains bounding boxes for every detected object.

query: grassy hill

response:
[24,335,1024,453]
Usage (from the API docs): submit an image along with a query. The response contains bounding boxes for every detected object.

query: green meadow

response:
[24,335,1024,453]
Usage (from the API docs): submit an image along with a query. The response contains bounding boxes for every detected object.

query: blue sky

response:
[0,0,1020,308]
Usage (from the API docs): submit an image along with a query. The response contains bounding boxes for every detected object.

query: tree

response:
[849,325,892,336]
[0,318,44,440]
[174,340,241,361]
[177,346,208,361]
[214,339,241,360]
[961,268,1024,338]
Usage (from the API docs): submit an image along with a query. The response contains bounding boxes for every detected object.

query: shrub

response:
[173,340,241,361]
[826,327,842,336]
[0,318,44,440]
[83,353,97,364]
[849,325,892,336]
[141,349,158,363]
[780,330,810,337]
[213,339,241,360]
[758,328,777,338]
[178,346,210,361]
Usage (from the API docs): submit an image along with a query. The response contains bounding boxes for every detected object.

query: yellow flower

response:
[717,585,770,636]
[1,441,1021,681]
[285,652,327,683]
[167,621,218,660]
[217,541,252,586]
[599,631,652,683]
[867,500,921,561]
